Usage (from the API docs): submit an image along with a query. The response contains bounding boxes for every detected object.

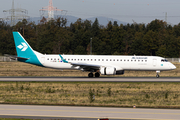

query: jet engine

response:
[100,67,124,75]
[100,67,116,75]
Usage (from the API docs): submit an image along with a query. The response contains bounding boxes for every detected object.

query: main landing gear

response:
[156,70,160,78]
[88,72,93,77]
[88,72,100,78]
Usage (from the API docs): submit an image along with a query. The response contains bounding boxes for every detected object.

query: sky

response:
[1,0,180,25]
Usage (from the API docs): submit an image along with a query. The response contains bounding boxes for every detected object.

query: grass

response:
[0,118,33,120]
[0,62,179,77]
[0,62,180,108]
[0,82,180,108]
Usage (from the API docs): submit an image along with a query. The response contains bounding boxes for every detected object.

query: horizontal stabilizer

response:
[4,54,29,60]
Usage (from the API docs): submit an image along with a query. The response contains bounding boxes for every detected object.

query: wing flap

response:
[71,62,101,70]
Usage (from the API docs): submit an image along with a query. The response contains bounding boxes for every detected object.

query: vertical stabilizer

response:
[13,32,35,58]
[13,32,43,66]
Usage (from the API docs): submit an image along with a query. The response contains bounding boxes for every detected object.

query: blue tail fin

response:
[13,32,43,66]
[13,32,35,58]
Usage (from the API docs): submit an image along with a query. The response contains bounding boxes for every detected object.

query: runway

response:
[0,77,179,82]
[0,104,180,120]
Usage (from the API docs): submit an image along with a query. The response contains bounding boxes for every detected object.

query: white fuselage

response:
[36,54,176,71]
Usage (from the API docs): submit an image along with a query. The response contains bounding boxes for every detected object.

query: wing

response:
[71,62,101,71]
[59,54,101,71]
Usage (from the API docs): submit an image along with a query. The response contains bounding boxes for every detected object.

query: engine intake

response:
[100,67,124,75]
[100,67,116,75]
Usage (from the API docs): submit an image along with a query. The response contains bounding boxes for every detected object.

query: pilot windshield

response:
[161,59,168,62]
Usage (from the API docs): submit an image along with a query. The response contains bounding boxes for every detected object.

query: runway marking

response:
[0,114,173,120]
[0,108,180,116]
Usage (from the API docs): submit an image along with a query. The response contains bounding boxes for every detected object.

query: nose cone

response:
[171,64,176,70]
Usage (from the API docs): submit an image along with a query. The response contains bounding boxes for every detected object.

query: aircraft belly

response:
[43,62,72,69]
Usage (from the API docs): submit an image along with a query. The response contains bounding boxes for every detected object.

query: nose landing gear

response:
[156,74,159,78]
[156,70,160,78]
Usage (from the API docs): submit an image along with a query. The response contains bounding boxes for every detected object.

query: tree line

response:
[0,17,180,58]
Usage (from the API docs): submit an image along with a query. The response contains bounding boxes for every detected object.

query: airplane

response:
[12,31,176,78]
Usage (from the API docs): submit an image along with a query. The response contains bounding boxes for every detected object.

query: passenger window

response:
[71,59,73,61]
[47,58,49,60]
[102,59,104,61]
[145,60,147,62]
[127,60,129,61]
[106,59,108,61]
[51,58,53,60]
[113,59,115,61]
[120,59,122,61]
[131,60,133,61]
[117,59,119,61]
[124,60,126,61]
[98,59,100,61]
[84,59,86,61]
[91,59,93,61]
[54,58,56,60]
[87,59,89,61]
[138,60,140,62]
[94,59,96,61]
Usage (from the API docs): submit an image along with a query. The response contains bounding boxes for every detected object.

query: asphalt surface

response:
[0,77,179,82]
[0,104,180,120]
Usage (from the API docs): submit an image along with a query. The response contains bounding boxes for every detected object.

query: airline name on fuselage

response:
[132,57,148,59]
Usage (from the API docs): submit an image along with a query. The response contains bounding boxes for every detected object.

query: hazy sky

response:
[1,0,180,25]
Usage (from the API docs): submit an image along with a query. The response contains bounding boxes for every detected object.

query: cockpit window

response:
[161,59,168,62]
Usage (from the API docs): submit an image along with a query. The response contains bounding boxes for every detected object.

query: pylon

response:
[3,0,29,26]
[40,0,62,21]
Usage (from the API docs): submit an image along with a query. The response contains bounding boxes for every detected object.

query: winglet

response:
[59,54,68,63]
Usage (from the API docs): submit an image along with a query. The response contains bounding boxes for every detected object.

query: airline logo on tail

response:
[17,42,28,51]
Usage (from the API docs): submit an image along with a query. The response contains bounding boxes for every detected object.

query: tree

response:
[143,30,158,56]
[131,32,146,55]
[92,18,100,37]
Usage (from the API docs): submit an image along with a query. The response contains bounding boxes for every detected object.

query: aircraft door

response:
[153,59,157,67]
[41,57,45,64]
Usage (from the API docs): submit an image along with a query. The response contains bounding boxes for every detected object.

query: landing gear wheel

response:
[156,74,159,78]
[88,73,93,78]
[156,70,160,78]
[95,72,100,77]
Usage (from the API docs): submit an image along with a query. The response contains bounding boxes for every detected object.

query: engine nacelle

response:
[100,67,116,75]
